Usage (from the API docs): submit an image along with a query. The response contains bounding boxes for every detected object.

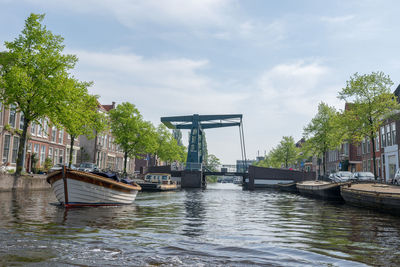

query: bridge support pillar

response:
[182,170,203,188]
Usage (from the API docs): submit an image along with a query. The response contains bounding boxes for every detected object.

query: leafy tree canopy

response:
[109,102,157,174]
[0,13,79,175]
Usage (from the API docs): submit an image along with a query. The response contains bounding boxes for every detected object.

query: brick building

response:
[78,102,135,173]
[0,103,80,172]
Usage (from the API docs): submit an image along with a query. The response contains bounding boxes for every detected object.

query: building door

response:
[388,155,397,180]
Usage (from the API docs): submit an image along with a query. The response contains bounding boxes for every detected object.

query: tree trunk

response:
[15,117,30,176]
[68,136,75,168]
[123,151,128,176]
[323,152,326,176]
[370,132,378,180]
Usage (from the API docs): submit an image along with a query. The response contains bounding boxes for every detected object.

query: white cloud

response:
[241,61,343,156]
[26,0,234,28]
[69,49,248,122]
[258,61,330,105]
[320,15,355,24]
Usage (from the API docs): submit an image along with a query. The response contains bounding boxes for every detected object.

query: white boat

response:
[47,169,141,207]
[136,173,179,191]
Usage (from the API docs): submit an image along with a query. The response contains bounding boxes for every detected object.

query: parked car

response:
[352,172,375,182]
[48,163,78,173]
[78,162,99,172]
[48,163,66,173]
[329,171,353,183]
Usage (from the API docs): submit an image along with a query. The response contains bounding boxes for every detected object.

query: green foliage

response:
[269,136,298,168]
[303,102,339,174]
[30,153,38,174]
[54,78,107,167]
[0,13,79,176]
[155,124,184,163]
[338,72,399,142]
[173,129,183,146]
[109,102,157,173]
[337,71,400,177]
[43,157,52,172]
[206,154,221,172]
[206,175,218,183]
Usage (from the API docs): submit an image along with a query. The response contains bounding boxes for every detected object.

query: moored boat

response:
[297,180,346,200]
[277,182,298,193]
[136,173,179,192]
[47,169,141,207]
[341,183,400,215]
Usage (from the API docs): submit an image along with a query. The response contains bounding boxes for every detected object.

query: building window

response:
[43,120,48,138]
[361,140,365,154]
[381,127,386,147]
[3,135,10,163]
[11,136,19,163]
[48,147,53,164]
[343,143,349,156]
[52,127,56,142]
[34,144,39,155]
[386,125,391,146]
[392,122,396,145]
[31,123,36,136]
[73,149,77,164]
[66,148,70,165]
[54,149,58,164]
[37,122,43,137]
[40,145,46,166]
[59,149,63,164]
[375,132,380,152]
[366,138,370,153]
[59,129,63,144]
[19,113,25,130]
[9,105,16,127]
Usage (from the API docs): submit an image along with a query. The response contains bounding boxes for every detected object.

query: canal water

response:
[1,183,400,266]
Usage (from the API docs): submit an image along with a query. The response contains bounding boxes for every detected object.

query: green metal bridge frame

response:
[161,114,247,171]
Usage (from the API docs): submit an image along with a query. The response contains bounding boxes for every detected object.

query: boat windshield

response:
[358,172,374,177]
[80,163,94,168]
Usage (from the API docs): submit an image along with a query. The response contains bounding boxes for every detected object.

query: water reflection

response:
[182,189,205,237]
[1,185,400,266]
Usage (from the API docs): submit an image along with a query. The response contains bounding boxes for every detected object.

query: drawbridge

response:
[161,114,248,188]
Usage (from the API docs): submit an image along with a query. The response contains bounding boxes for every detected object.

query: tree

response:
[56,78,107,168]
[109,102,157,175]
[206,154,220,172]
[270,136,298,168]
[338,72,400,179]
[173,129,183,146]
[303,102,340,176]
[0,14,78,176]
[154,124,183,164]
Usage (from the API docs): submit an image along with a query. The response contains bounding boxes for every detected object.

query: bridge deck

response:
[203,171,248,177]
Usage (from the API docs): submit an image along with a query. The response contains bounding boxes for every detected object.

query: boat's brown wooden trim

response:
[47,170,141,193]
[62,166,68,204]
[341,187,400,199]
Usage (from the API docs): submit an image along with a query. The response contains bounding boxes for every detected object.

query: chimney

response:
[112,101,115,108]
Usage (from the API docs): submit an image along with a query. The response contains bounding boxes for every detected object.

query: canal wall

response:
[245,166,316,190]
[0,174,50,192]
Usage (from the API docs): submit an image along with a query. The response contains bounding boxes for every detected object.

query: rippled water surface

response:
[1,183,400,266]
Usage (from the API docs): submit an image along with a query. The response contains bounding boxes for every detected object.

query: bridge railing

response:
[184,162,203,171]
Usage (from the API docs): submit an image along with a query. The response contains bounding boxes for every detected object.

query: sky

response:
[1,0,400,164]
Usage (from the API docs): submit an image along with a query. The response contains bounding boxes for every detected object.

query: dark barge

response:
[341,183,400,215]
[296,181,345,200]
